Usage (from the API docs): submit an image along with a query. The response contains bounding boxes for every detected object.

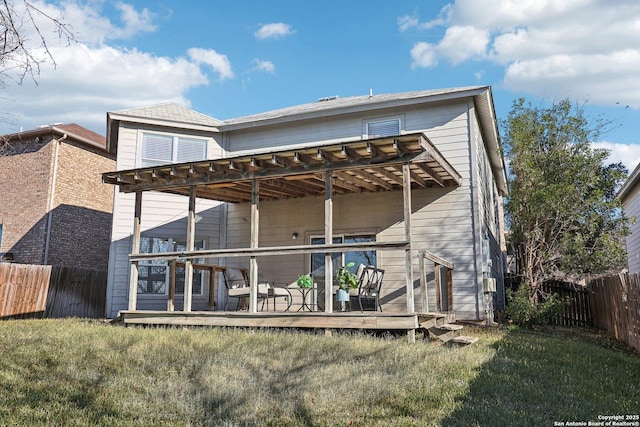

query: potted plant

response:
[296,273,313,288]
[335,261,358,302]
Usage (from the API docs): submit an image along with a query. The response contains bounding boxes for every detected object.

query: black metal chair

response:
[352,266,385,312]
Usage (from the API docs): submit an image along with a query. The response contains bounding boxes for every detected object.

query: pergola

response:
[103,132,462,338]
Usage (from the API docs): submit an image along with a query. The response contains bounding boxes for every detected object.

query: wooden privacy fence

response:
[0,263,107,319]
[541,281,591,326]
[589,273,640,353]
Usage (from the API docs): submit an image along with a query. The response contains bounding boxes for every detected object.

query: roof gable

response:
[113,103,222,127]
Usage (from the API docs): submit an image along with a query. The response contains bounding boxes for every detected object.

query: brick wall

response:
[0,133,115,269]
[46,139,115,270]
[0,136,55,264]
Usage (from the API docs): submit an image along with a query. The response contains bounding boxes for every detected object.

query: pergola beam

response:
[104,133,461,203]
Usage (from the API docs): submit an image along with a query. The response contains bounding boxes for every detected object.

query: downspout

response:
[44,133,67,264]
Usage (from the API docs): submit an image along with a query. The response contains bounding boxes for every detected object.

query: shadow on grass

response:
[442,327,640,427]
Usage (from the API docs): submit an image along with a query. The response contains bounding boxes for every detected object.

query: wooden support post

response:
[128,191,142,311]
[447,268,454,312]
[168,260,176,311]
[324,171,333,313]
[208,267,216,310]
[250,179,259,313]
[434,263,442,312]
[419,250,428,312]
[183,186,196,312]
[403,164,414,314]
[407,329,416,344]
[403,164,415,344]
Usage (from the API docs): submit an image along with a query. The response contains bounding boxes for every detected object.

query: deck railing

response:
[418,250,454,313]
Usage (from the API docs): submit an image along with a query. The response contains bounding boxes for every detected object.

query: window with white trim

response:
[138,237,205,295]
[364,117,402,138]
[139,132,207,167]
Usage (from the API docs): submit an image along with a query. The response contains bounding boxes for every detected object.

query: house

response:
[618,163,640,273]
[103,86,508,328]
[0,124,115,269]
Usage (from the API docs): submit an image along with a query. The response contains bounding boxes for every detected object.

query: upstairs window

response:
[364,117,402,138]
[139,132,207,167]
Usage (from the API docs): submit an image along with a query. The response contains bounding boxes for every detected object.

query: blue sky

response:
[2,0,640,170]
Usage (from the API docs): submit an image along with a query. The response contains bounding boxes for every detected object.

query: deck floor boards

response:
[117,310,439,331]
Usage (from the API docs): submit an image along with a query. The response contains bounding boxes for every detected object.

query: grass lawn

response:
[0,319,638,426]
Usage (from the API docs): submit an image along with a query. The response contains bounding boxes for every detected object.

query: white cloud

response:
[0,43,208,133]
[252,59,276,74]
[405,0,640,109]
[411,26,488,68]
[397,14,419,32]
[0,2,234,134]
[592,141,640,173]
[438,26,489,65]
[188,48,234,81]
[112,2,157,39]
[411,42,438,68]
[27,0,157,45]
[255,23,294,40]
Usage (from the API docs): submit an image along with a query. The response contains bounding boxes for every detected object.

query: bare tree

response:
[0,0,75,153]
[0,0,75,85]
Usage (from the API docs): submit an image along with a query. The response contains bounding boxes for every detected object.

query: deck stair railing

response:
[417,250,477,345]
[417,249,454,313]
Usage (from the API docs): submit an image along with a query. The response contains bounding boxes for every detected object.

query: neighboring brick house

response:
[0,124,115,270]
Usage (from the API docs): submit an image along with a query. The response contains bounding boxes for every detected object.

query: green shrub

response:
[506,283,568,326]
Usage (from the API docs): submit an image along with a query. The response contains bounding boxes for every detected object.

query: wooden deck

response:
[116,310,449,331]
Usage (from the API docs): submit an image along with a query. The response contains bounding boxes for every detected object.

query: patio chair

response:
[258,283,292,311]
[352,265,385,312]
[223,267,250,311]
[223,267,288,311]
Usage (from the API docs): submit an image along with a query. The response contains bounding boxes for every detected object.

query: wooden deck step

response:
[439,323,464,332]
[450,335,479,345]
[425,322,463,343]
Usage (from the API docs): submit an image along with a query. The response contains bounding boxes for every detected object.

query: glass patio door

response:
[310,235,377,310]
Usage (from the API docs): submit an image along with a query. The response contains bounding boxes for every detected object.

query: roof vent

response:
[317,95,339,102]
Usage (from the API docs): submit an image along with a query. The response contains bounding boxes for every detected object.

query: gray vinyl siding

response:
[470,105,506,313]
[106,94,504,321]
[105,123,224,317]
[223,100,482,319]
[623,185,640,273]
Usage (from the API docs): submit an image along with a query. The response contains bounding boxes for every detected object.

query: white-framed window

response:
[310,234,377,287]
[139,132,207,167]
[364,116,403,138]
[137,237,206,295]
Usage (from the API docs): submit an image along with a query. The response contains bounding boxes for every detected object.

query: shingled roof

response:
[113,103,222,127]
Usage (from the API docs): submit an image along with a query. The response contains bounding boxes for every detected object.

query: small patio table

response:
[287,284,318,311]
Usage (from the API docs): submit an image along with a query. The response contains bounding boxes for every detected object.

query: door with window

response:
[310,235,377,309]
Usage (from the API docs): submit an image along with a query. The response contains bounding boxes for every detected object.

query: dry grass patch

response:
[0,319,637,426]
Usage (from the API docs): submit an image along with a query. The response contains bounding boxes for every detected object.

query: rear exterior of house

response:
[619,163,640,273]
[0,124,114,269]
[104,86,507,321]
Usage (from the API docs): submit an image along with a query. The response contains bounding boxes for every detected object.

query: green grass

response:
[0,320,638,426]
